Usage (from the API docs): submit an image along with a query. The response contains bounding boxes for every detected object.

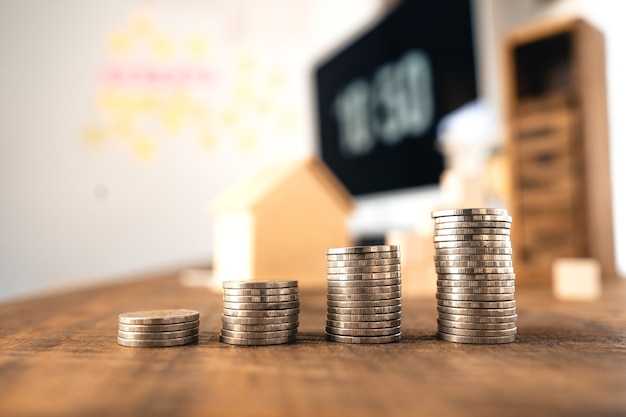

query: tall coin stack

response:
[220,280,299,346]
[431,208,517,344]
[117,309,200,348]
[325,245,402,344]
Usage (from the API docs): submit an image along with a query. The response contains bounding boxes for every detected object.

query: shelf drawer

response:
[515,208,587,267]
[518,178,583,210]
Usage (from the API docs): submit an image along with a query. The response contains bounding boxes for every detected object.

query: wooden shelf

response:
[503,17,615,284]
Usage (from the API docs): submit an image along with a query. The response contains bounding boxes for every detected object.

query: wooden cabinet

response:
[502,18,615,284]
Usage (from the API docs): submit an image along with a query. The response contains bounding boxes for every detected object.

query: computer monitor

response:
[314,0,477,239]
[315,0,477,196]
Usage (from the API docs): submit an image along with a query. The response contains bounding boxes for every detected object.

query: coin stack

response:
[432,208,517,344]
[325,245,402,344]
[117,309,200,347]
[220,280,299,346]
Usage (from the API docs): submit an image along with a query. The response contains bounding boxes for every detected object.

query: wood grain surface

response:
[0,273,625,417]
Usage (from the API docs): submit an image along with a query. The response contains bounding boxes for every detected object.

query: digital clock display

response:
[334,49,434,158]
[315,0,476,195]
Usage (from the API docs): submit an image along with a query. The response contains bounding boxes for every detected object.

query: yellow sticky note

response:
[83,124,106,147]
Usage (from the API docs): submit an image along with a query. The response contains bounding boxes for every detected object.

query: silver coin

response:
[435,247,513,255]
[434,254,512,261]
[222,287,299,296]
[221,321,298,332]
[326,251,401,261]
[326,245,399,255]
[223,294,299,303]
[327,312,402,322]
[327,298,402,308]
[117,328,199,340]
[435,228,511,236]
[327,272,402,281]
[327,305,402,315]
[438,325,517,337]
[437,286,515,294]
[222,300,300,310]
[435,214,512,223]
[436,292,515,301]
[222,307,300,318]
[118,309,199,325]
[437,319,517,330]
[326,333,401,344]
[117,334,198,347]
[435,267,515,274]
[327,284,402,295]
[437,305,516,316]
[437,299,516,309]
[434,241,512,249]
[327,278,402,287]
[326,258,401,268]
[222,280,298,289]
[437,279,515,287]
[327,291,401,302]
[220,328,298,339]
[326,319,401,329]
[432,208,509,217]
[434,260,513,268]
[437,332,515,344]
[438,312,518,323]
[327,265,401,274]
[437,273,516,281]
[326,325,401,337]
[118,320,200,333]
[219,334,296,346]
[434,234,511,242]
[435,221,511,229]
[221,314,298,325]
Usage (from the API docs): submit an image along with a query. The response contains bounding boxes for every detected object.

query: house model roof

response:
[213,156,354,212]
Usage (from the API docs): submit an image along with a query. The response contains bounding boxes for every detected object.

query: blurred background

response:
[1,0,624,302]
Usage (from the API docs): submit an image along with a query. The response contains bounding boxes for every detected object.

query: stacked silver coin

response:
[220,280,299,346]
[432,208,517,344]
[325,245,402,344]
[117,309,200,347]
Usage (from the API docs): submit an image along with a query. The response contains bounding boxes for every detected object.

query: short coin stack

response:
[432,208,517,344]
[325,245,402,344]
[117,309,200,347]
[220,280,299,346]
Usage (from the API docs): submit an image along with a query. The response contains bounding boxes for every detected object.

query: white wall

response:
[0,0,384,302]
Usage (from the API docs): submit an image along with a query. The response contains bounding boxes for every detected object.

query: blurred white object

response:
[437,99,499,173]
[178,268,213,288]
[552,258,602,301]
[436,99,499,207]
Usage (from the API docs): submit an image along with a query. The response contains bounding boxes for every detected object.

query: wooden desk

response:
[1,274,625,417]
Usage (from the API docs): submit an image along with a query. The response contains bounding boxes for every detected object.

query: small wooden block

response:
[552,258,602,301]
[386,230,436,298]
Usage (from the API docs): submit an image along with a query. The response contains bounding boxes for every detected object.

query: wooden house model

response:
[212,156,354,288]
